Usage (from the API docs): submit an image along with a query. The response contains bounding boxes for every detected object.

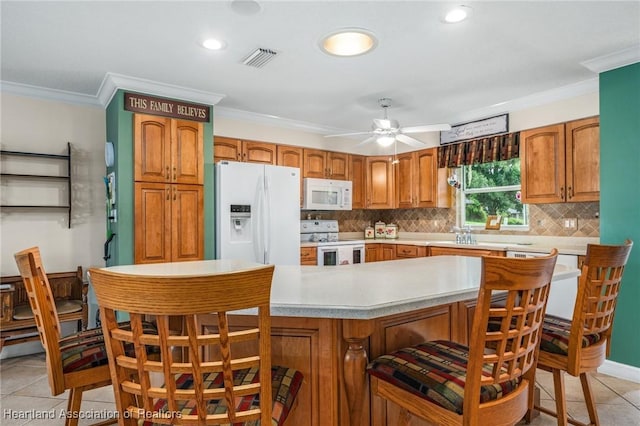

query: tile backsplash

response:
[302,202,599,238]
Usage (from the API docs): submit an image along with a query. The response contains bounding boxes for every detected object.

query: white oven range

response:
[300,220,365,266]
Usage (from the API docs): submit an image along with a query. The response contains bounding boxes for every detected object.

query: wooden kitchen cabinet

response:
[135,114,203,185]
[565,117,600,202]
[277,145,303,169]
[300,246,317,265]
[350,154,366,209]
[303,149,349,180]
[134,182,204,264]
[395,244,427,259]
[396,148,450,209]
[214,136,277,164]
[520,117,599,203]
[365,244,381,262]
[429,246,505,257]
[366,156,395,209]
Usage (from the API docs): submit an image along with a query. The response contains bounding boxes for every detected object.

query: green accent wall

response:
[599,62,640,367]
[105,90,215,266]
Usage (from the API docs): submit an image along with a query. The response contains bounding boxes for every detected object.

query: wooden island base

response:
[202,298,480,426]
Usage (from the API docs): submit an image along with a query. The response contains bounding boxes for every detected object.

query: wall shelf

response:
[0,142,72,228]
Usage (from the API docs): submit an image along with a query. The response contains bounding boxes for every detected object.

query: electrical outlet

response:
[563,217,578,230]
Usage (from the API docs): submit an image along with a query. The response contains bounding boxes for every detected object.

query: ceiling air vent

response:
[241,48,277,68]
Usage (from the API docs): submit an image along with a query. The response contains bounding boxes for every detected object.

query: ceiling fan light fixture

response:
[377,135,396,147]
[320,29,377,57]
[444,5,472,23]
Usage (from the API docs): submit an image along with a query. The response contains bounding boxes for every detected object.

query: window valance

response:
[437,132,520,168]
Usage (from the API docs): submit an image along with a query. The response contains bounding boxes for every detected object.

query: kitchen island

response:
[101,256,579,426]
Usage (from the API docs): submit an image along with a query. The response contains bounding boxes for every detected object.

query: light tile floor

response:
[1,352,639,425]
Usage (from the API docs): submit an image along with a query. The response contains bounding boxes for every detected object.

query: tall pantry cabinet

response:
[133,114,204,264]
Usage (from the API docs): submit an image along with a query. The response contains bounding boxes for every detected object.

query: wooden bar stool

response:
[88,264,303,425]
[367,250,558,426]
[534,240,633,426]
[14,247,117,426]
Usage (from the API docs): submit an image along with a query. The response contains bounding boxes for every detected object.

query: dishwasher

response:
[506,251,578,319]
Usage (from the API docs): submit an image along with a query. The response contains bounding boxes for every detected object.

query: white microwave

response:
[302,178,352,211]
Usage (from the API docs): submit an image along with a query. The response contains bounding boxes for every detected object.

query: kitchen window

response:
[459,158,529,229]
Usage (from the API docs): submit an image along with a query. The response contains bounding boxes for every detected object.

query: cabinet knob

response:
[173,187,177,201]
[166,166,170,180]
[560,187,565,199]
[166,188,170,200]
[173,166,177,181]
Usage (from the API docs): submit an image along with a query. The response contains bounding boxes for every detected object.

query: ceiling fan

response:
[325,98,451,147]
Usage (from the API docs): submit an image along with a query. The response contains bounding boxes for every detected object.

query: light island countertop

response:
[100,256,579,320]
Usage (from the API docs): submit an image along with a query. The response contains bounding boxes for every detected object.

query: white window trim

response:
[458,169,530,231]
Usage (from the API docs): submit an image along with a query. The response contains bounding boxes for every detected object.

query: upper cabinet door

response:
[243,141,277,164]
[414,148,450,208]
[366,156,394,209]
[520,123,566,204]
[134,114,172,183]
[566,117,599,202]
[327,152,349,180]
[303,149,327,178]
[395,152,415,209]
[172,120,203,185]
[214,136,242,163]
[350,155,366,209]
[135,114,203,184]
[277,145,304,169]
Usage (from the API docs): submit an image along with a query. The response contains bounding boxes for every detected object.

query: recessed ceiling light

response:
[202,38,226,51]
[320,29,377,57]
[444,5,472,23]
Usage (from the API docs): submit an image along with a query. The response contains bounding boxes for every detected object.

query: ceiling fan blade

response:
[400,123,452,133]
[356,135,378,147]
[373,118,399,130]
[396,134,427,148]
[324,131,372,138]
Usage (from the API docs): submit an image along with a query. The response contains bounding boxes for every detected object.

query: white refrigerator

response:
[216,161,300,265]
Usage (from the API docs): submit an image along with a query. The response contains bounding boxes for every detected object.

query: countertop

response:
[302,232,598,256]
[98,257,580,320]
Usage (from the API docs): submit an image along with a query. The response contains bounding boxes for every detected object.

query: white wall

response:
[0,94,107,276]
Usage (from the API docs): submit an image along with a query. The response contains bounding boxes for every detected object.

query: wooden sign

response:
[124,92,210,122]
[440,114,509,145]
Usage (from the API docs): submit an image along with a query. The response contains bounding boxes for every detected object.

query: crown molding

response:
[581,45,640,73]
[447,78,599,125]
[0,80,102,107]
[3,75,600,135]
[97,72,225,107]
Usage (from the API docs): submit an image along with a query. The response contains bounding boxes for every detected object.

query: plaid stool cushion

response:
[367,340,519,415]
[60,321,157,373]
[540,314,602,355]
[142,365,303,426]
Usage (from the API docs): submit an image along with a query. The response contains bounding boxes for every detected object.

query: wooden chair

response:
[533,240,633,426]
[13,247,116,426]
[367,250,558,426]
[87,264,303,426]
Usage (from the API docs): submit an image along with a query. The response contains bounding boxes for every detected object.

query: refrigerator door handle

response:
[264,174,272,264]
[254,178,265,263]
